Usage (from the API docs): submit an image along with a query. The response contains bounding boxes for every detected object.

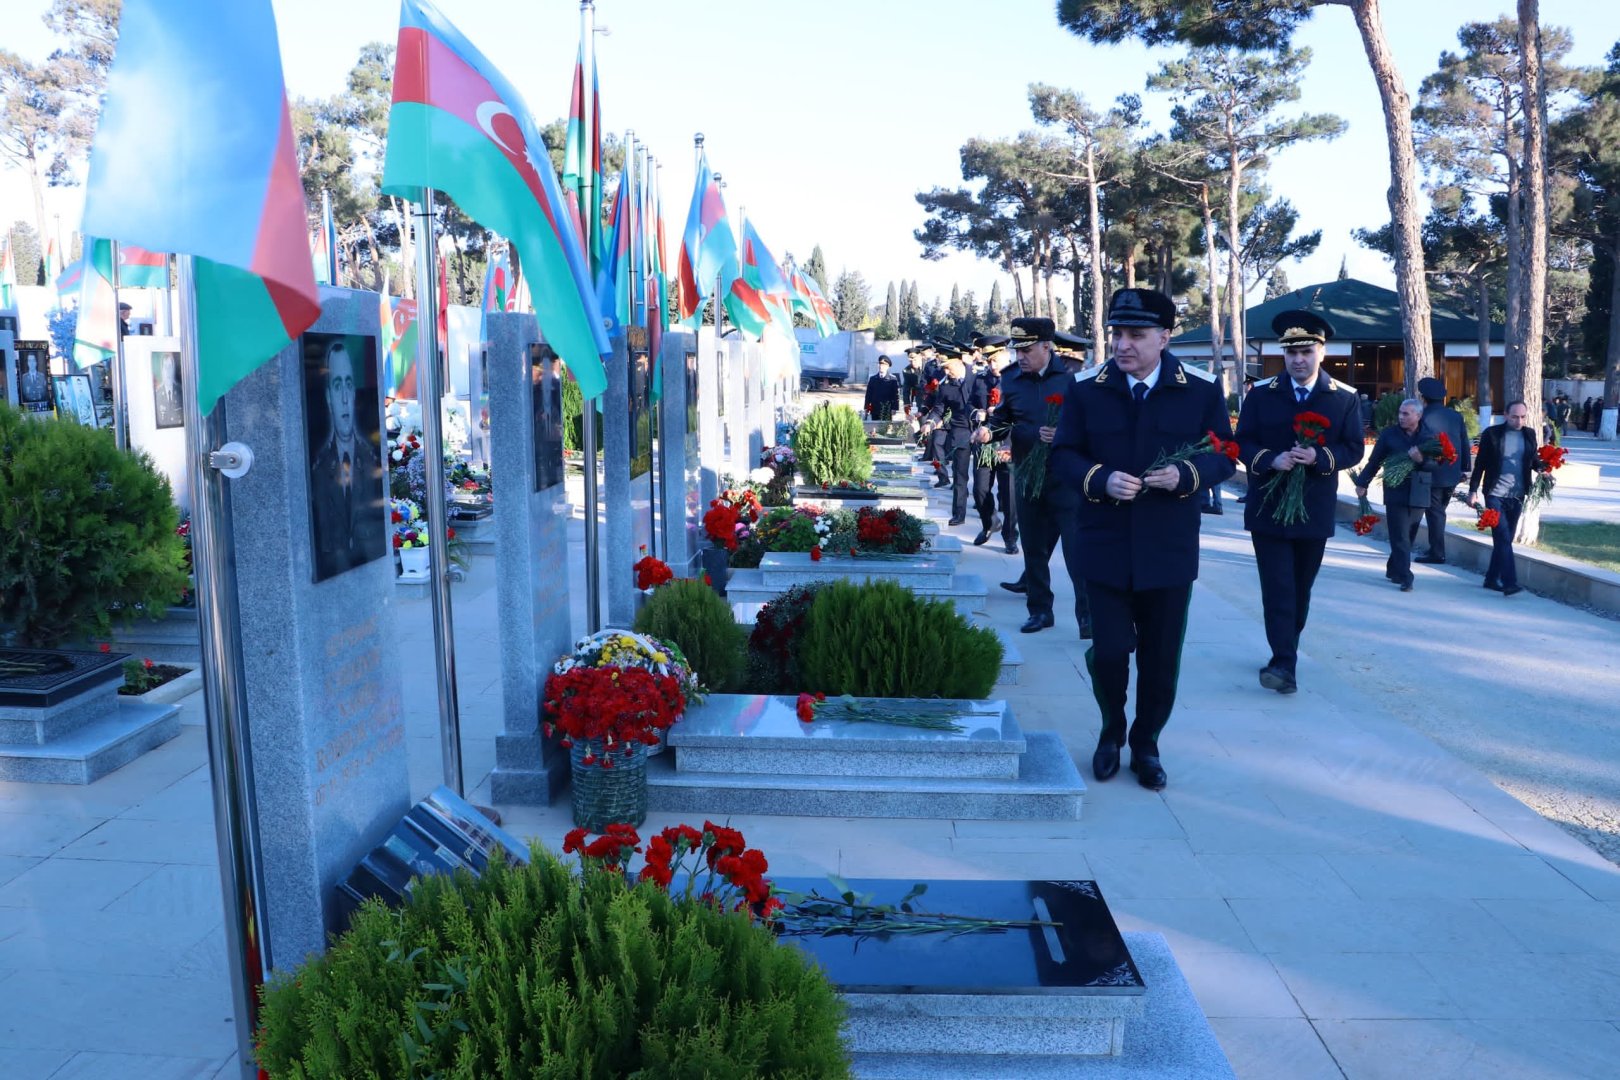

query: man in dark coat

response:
[1353,398,1435,592]
[1413,376,1471,564]
[924,348,986,526]
[1467,400,1543,596]
[900,349,924,414]
[970,335,1018,551]
[1050,289,1235,790]
[1235,310,1364,695]
[863,355,901,421]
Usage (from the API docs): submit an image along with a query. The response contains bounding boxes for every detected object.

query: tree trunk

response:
[28,161,48,279]
[1202,185,1227,396]
[1475,273,1493,416]
[1515,0,1549,544]
[1068,234,1085,338]
[1085,143,1106,356]
[1504,152,1524,385]
[1348,0,1435,394]
[1122,239,1140,289]
[1042,238,1056,321]
[1224,141,1245,383]
[1603,232,1620,439]
[393,196,415,300]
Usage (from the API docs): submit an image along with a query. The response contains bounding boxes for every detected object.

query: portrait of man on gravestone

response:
[152,350,184,429]
[16,343,52,413]
[302,332,387,583]
[531,342,564,492]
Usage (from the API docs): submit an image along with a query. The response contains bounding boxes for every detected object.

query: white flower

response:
[749,467,775,484]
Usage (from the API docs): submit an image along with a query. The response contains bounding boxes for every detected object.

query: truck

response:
[793,328,878,391]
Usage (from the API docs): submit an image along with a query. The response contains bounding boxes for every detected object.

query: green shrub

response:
[754,507,822,554]
[797,580,1002,699]
[791,403,871,486]
[633,578,747,692]
[257,848,850,1079]
[562,370,585,453]
[0,404,188,647]
[1455,396,1481,439]
[745,583,826,693]
[1374,392,1403,432]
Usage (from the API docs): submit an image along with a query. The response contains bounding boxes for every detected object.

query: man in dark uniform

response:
[984,317,1091,636]
[863,355,901,420]
[1050,288,1235,790]
[1053,330,1090,373]
[924,348,986,526]
[900,348,924,414]
[1413,376,1471,564]
[971,334,1018,551]
[1235,311,1364,695]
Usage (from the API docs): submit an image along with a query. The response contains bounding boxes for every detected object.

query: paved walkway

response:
[3,476,1620,1078]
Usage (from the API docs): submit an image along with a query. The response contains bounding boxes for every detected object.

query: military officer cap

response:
[1106,288,1176,330]
[1417,377,1446,402]
[1009,317,1055,348]
[1272,309,1334,346]
[935,343,963,360]
[1053,329,1090,351]
[977,333,1011,349]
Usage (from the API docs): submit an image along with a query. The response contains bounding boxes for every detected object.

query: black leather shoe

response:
[1484,581,1504,592]
[1004,541,1020,555]
[1414,555,1446,565]
[973,527,992,546]
[1400,574,1414,592]
[1129,754,1168,791]
[1200,504,1223,515]
[1258,665,1298,694]
[1092,742,1120,782]
[1000,580,1027,594]
[1079,619,1093,640]
[933,477,950,488]
[1019,612,1055,633]
[948,516,966,526]
[1503,584,1524,596]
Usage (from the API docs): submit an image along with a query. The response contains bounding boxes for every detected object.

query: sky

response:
[5,0,1620,315]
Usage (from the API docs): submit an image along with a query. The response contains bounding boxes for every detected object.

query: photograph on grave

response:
[628,328,653,479]
[0,315,17,335]
[301,331,387,583]
[51,374,96,426]
[15,340,52,414]
[151,349,184,429]
[530,341,564,491]
[86,362,114,427]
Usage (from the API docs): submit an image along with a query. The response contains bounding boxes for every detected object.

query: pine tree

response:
[1266,268,1292,300]
[885,281,898,324]
[1338,255,1349,280]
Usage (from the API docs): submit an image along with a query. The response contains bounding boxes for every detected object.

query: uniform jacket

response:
[1049,353,1235,591]
[1236,371,1365,540]
[988,357,1074,464]
[310,438,387,581]
[863,371,900,417]
[1420,402,1472,486]
[1353,425,1436,509]
[1468,423,1543,502]
[900,366,922,409]
[924,372,987,450]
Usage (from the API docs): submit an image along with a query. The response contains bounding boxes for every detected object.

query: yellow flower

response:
[652,652,668,664]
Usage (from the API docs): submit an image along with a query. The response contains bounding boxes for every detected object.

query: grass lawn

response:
[1533,522,1620,573]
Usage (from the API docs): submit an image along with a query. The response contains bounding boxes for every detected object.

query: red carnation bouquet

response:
[633,552,673,591]
[1260,411,1332,525]
[1475,507,1501,531]
[988,387,1002,407]
[1380,431,1454,491]
[1353,493,1382,536]
[1526,441,1567,509]
[542,665,684,766]
[565,820,782,920]
[1014,391,1067,500]
[702,488,762,552]
[1141,429,1239,479]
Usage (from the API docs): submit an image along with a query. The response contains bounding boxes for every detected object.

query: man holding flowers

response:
[1465,400,1547,596]
[1049,288,1235,791]
[1236,311,1364,695]
[1354,398,1440,593]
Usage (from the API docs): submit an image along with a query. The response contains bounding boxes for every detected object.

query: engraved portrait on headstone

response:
[151,350,184,429]
[15,341,51,414]
[530,341,563,492]
[302,332,386,583]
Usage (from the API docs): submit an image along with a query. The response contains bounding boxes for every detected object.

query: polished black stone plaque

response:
[771,877,1144,996]
[0,648,130,707]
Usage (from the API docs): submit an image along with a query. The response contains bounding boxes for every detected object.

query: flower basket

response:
[570,738,647,831]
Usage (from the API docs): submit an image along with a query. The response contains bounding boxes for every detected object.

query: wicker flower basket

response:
[570,739,648,831]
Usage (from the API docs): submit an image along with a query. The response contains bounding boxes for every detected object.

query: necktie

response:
[1296,386,1309,404]
[1132,382,1148,407]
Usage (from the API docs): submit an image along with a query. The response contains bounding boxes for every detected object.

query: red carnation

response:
[988,387,1002,406]
[810,546,822,562]
[1475,508,1501,531]
[1045,392,1065,406]
[795,693,818,723]
[1436,432,1459,467]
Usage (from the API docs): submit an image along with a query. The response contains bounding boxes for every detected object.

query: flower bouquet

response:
[1353,493,1382,536]
[1260,411,1333,526]
[1014,392,1067,500]
[554,628,702,706]
[702,488,763,553]
[633,551,674,592]
[1526,442,1567,509]
[1141,429,1239,478]
[1474,507,1501,532]
[543,664,682,830]
[1380,432,1457,491]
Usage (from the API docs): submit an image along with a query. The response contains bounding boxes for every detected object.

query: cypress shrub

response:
[796,580,1002,699]
[257,848,851,1079]
[633,578,747,692]
[0,403,188,647]
[791,403,871,486]
[1374,392,1403,432]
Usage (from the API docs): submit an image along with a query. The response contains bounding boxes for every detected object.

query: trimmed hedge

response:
[791,404,871,486]
[634,578,748,692]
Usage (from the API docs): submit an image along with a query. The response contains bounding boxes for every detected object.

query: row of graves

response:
[1,285,1230,1076]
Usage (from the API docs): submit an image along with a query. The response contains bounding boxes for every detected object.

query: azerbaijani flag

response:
[72,237,119,368]
[478,246,510,342]
[318,188,338,285]
[675,151,735,328]
[81,0,320,416]
[55,256,85,298]
[43,236,60,290]
[386,295,421,399]
[562,42,603,274]
[0,237,15,309]
[118,244,168,288]
[789,258,839,337]
[595,172,631,338]
[723,218,796,342]
[383,0,610,399]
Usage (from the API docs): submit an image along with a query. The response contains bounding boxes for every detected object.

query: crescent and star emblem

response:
[475,101,518,154]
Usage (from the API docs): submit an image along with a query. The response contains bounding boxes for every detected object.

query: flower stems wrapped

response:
[1014,393,1067,500]
[1259,411,1333,526]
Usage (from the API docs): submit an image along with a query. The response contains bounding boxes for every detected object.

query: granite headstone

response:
[603,328,655,626]
[657,330,701,578]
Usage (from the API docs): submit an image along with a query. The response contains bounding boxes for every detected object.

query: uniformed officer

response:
[971,334,1018,551]
[1235,311,1365,695]
[864,355,901,421]
[1413,376,1471,565]
[983,317,1091,636]
[900,348,925,414]
[1050,288,1235,790]
[1053,330,1091,373]
[924,347,987,526]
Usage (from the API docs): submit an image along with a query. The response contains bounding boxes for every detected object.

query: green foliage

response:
[791,404,872,486]
[755,508,821,554]
[1374,392,1404,432]
[257,847,850,1079]
[562,370,584,453]
[745,584,825,694]
[796,581,1002,699]
[1454,396,1481,439]
[0,404,188,648]
[633,579,747,693]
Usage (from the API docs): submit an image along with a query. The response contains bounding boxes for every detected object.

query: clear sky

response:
[5,0,1619,314]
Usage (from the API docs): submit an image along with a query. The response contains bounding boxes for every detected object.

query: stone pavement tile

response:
[950,818,1087,840]
[1476,898,1620,954]
[1206,1018,1345,1080]
[103,864,226,919]
[0,906,219,977]
[1174,950,1303,1019]
[1411,950,1620,1021]
[0,728,207,820]
[0,970,237,1057]
[1313,1019,1620,1080]
[1268,951,1464,1020]
[54,816,218,866]
[1322,852,1590,901]
[1228,897,1521,954]
[1072,790,1189,840]
[213,1054,239,1078]
[0,857,159,911]
[0,812,104,859]
[48,1051,232,1079]
[836,842,1085,881]
[0,1047,73,1080]
[1085,839,1223,899]
[1193,852,1358,900]
[948,834,1084,855]
[1109,897,1257,955]
[0,856,41,889]
[118,770,213,823]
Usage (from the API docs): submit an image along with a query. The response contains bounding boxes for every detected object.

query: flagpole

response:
[413,189,466,796]
[108,239,130,450]
[176,254,273,1079]
[578,0,603,632]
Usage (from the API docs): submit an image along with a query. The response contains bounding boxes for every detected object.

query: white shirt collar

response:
[1291,375,1315,395]
[1126,364,1162,392]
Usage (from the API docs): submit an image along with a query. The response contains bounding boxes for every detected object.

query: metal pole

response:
[579,0,603,633]
[412,190,465,796]
[177,254,272,1080]
[108,240,130,449]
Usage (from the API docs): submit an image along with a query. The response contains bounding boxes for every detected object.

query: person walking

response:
[1354,398,1435,593]
[924,348,985,527]
[1467,400,1543,596]
[1413,377,1471,565]
[863,355,900,421]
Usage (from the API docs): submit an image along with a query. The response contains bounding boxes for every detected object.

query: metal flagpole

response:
[177,254,273,1080]
[108,239,131,450]
[413,190,465,796]
[579,0,602,633]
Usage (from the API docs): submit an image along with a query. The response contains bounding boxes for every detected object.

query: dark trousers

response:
[948,445,972,520]
[1250,534,1328,675]
[1415,483,1453,559]
[1084,580,1193,757]
[1017,488,1088,625]
[973,460,1017,540]
[1385,500,1417,585]
[927,427,948,464]
[1485,495,1524,588]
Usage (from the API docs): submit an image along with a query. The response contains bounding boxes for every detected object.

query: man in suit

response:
[900,348,924,414]
[924,347,986,527]
[970,334,1018,551]
[863,355,901,420]
[1467,400,1542,596]
[1413,376,1471,564]
[310,339,385,581]
[1353,398,1435,592]
[1050,289,1235,790]
[1236,311,1364,695]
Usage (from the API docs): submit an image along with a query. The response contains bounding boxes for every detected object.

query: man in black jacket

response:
[1050,289,1235,790]
[924,348,986,526]
[900,349,924,414]
[863,356,901,421]
[1413,377,1472,564]
[1353,398,1435,592]
[1467,401,1543,596]
[1236,311,1365,695]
